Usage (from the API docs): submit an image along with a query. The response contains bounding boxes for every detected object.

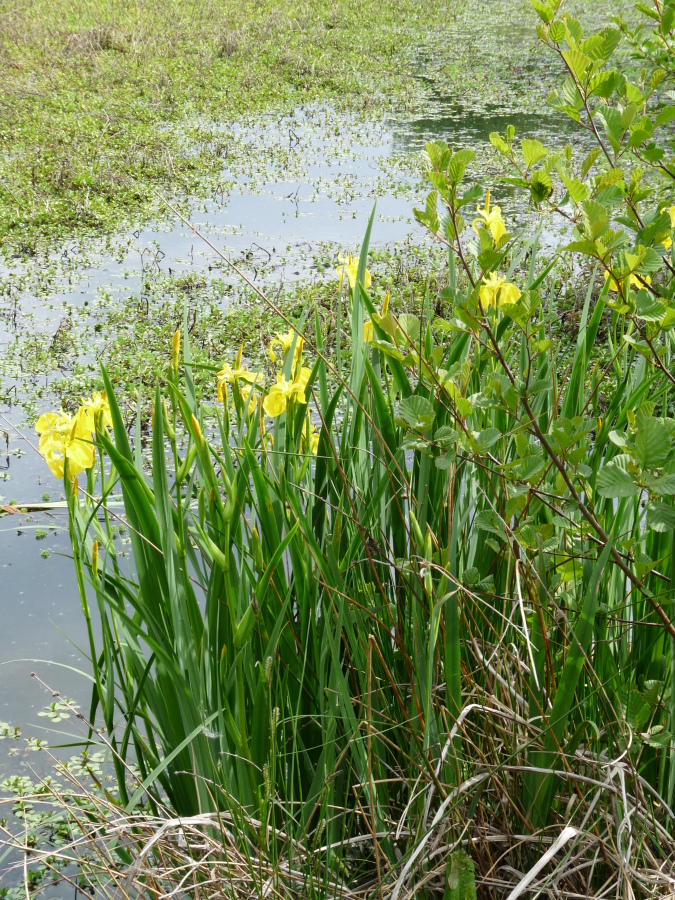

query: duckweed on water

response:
[0,0,447,249]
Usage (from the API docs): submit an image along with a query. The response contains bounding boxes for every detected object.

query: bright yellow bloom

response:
[479,273,521,309]
[217,346,264,403]
[473,189,506,245]
[498,282,521,306]
[363,292,390,343]
[302,420,321,455]
[336,253,372,292]
[35,408,95,480]
[603,270,651,292]
[80,391,112,433]
[236,385,259,418]
[262,367,311,418]
[661,206,675,249]
[269,329,304,368]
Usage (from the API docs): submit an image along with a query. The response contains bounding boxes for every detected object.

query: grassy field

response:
[0,0,447,249]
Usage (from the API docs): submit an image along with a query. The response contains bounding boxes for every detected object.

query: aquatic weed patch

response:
[0,0,445,249]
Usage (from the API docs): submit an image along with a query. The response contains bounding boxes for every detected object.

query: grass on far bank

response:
[0,0,444,250]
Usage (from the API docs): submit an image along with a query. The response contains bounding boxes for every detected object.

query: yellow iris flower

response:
[603,270,651,292]
[479,273,521,309]
[216,346,264,403]
[236,385,259,418]
[302,420,321,455]
[363,292,390,343]
[473,189,506,245]
[336,253,372,292]
[263,367,311,418]
[269,329,305,368]
[35,408,95,479]
[661,206,675,250]
[80,391,113,432]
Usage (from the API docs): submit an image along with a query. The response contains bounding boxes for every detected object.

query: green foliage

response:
[16,0,675,893]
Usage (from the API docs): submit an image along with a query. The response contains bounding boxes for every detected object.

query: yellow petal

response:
[498,282,521,307]
[294,366,311,392]
[603,270,619,292]
[263,388,287,418]
[488,209,506,244]
[45,449,65,479]
[172,330,180,370]
[479,284,496,308]
[35,412,62,435]
[67,438,96,476]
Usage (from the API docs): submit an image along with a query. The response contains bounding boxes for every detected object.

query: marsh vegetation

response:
[4,0,675,898]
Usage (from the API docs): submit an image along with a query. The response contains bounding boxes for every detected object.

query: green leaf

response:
[597,107,625,146]
[397,396,435,431]
[447,158,467,185]
[656,106,675,127]
[581,148,600,177]
[619,686,651,729]
[489,132,511,156]
[396,313,421,344]
[458,184,483,207]
[564,16,583,44]
[636,3,661,20]
[444,850,477,900]
[424,141,452,172]
[651,68,667,88]
[549,20,565,42]
[661,4,675,34]
[644,728,672,749]
[435,425,459,447]
[648,474,675,495]
[580,200,609,240]
[634,418,672,469]
[647,502,675,532]
[413,191,439,234]
[635,291,666,322]
[521,139,547,168]
[596,462,638,498]
[560,173,588,203]
[474,510,507,541]
[475,427,502,451]
[530,170,553,204]
[589,70,616,98]
[562,47,591,80]
[530,0,555,23]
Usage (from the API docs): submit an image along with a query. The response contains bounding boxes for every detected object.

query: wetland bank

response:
[6,0,675,897]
